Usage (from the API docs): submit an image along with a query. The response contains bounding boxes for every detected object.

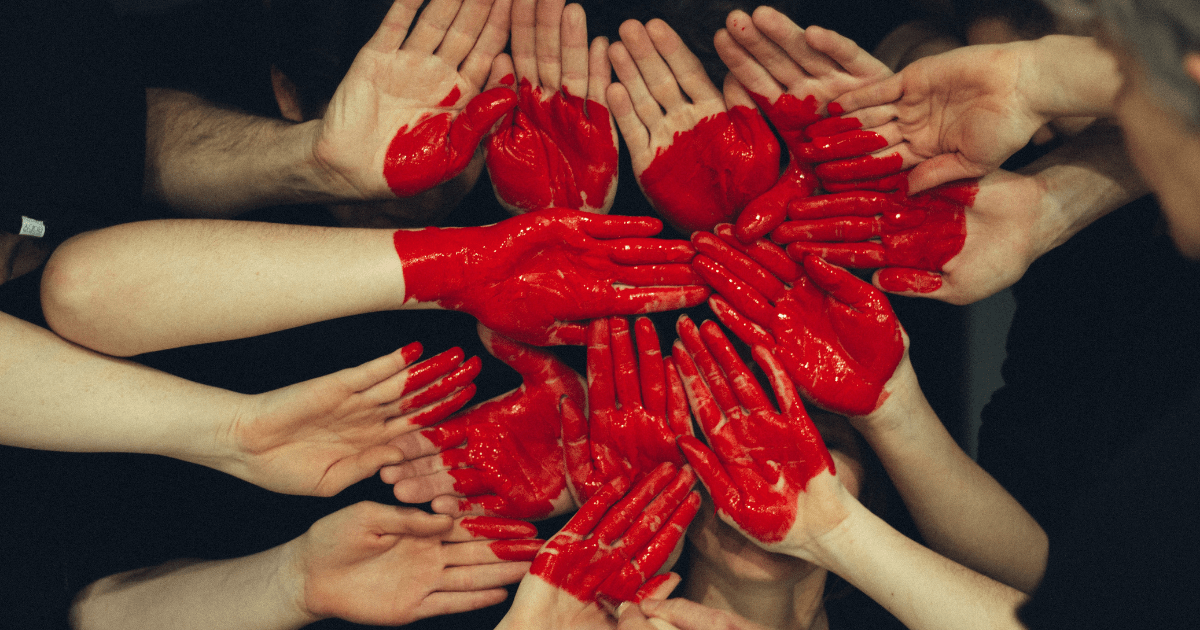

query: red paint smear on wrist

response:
[639,106,780,233]
[486,79,617,211]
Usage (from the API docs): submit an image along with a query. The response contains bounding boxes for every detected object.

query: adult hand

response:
[312,0,517,200]
[714,8,899,242]
[485,0,618,214]
[691,227,905,416]
[232,342,479,496]
[770,179,975,294]
[672,316,850,556]
[495,463,700,630]
[383,324,584,520]
[831,42,1050,194]
[290,502,543,627]
[607,18,780,233]
[393,208,711,346]
[563,317,691,504]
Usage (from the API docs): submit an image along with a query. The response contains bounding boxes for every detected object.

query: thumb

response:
[906,153,987,194]
[448,87,518,160]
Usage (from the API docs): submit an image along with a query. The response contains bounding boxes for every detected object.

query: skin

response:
[607,18,780,234]
[383,323,584,520]
[485,0,618,214]
[71,503,541,630]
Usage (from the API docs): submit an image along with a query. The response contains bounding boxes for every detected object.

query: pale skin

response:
[146,0,513,217]
[0,311,475,496]
[71,502,538,630]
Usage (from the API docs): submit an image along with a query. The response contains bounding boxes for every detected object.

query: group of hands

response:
[210,0,1082,627]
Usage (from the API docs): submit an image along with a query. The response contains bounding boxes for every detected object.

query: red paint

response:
[638,106,781,233]
[500,73,515,87]
[733,92,823,242]
[796,130,888,163]
[673,316,834,543]
[488,539,544,561]
[564,317,689,503]
[404,356,481,428]
[772,181,976,292]
[485,79,618,213]
[460,516,539,539]
[418,328,586,519]
[383,87,517,197]
[437,85,462,108]
[814,152,903,184]
[392,208,710,346]
[530,463,699,603]
[690,231,905,417]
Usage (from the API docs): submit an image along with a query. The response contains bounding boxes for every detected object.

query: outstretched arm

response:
[1,311,476,496]
[41,209,709,355]
[71,503,542,630]
[146,0,514,216]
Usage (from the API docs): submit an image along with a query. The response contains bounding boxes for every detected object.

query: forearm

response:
[71,545,314,630]
[144,88,352,217]
[809,498,1029,630]
[41,219,407,356]
[0,311,240,470]
[1022,123,1149,257]
[1022,35,1122,119]
[857,360,1047,592]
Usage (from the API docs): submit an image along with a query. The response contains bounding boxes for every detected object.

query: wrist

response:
[1025,35,1122,119]
[851,353,922,440]
[271,539,325,629]
[391,224,484,306]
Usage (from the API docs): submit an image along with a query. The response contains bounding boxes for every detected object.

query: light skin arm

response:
[71,503,540,630]
[0,310,478,495]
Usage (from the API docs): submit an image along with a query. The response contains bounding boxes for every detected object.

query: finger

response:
[609,38,663,137]
[697,320,772,414]
[662,357,693,438]
[875,267,943,294]
[587,317,617,412]
[478,323,578,386]
[535,0,567,90]
[317,445,408,495]
[713,25,781,104]
[484,52,516,89]
[805,24,891,83]
[690,255,775,330]
[828,72,903,115]
[392,469,463,504]
[395,346,464,396]
[543,321,589,346]
[560,393,599,501]
[747,6,832,89]
[588,36,612,107]
[721,73,757,110]
[365,0,424,52]
[510,0,538,83]
[613,468,696,553]
[401,0,462,55]
[796,130,888,163]
[673,317,741,423]
[707,295,774,350]
[635,317,667,417]
[358,502,455,535]
[456,515,539,541]
[447,87,519,158]
[560,475,631,537]
[647,19,721,105]
[620,19,685,112]
[605,238,696,265]
[713,224,802,282]
[460,0,514,87]
[442,538,543,566]
[604,286,712,315]
[560,3,590,97]
[750,345,804,419]
[610,316,643,410]
[676,436,740,510]
[596,485,699,601]
[784,242,885,268]
[692,231,786,302]
[576,212,664,239]
[814,152,903,183]
[409,589,514,622]
[593,462,677,544]
[384,450,455,483]
[670,335,725,440]
[803,253,891,310]
[608,80,653,172]
[771,216,883,243]
[609,263,707,288]
[906,153,990,195]
[780,189,902,222]
[435,0,496,66]
[393,355,479,411]
[391,383,478,430]
[437,562,534,592]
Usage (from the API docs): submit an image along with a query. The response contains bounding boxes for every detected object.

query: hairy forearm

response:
[41,219,407,356]
[857,360,1047,593]
[1022,122,1149,257]
[144,88,348,217]
[0,311,238,468]
[71,545,313,630]
[810,498,1029,630]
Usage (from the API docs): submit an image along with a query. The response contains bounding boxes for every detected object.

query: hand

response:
[691,227,905,416]
[671,316,848,555]
[563,317,691,504]
[231,342,479,496]
[393,208,711,345]
[607,18,780,233]
[617,598,769,630]
[496,463,701,630]
[714,8,896,241]
[831,42,1049,194]
[485,0,618,214]
[382,324,585,520]
[289,502,543,626]
[312,0,517,199]
[770,180,975,294]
